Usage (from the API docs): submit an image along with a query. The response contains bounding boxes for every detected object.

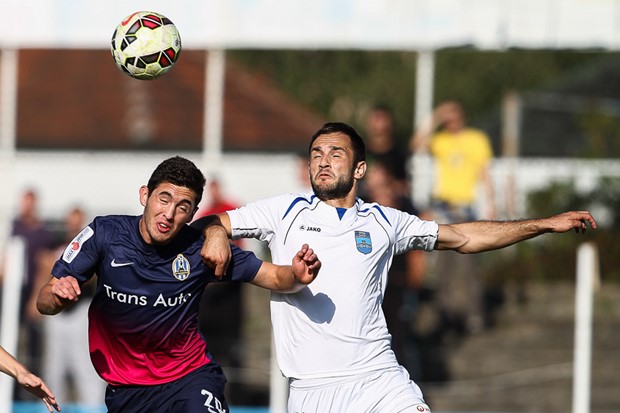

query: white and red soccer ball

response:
[111,11,181,80]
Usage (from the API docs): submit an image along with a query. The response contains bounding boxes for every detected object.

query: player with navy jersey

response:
[36,156,320,413]
[196,122,596,413]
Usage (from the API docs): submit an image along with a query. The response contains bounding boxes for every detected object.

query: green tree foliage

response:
[577,112,620,158]
[230,48,612,151]
[230,50,417,140]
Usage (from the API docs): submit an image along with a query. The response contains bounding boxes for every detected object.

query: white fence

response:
[5,151,620,212]
[3,152,620,250]
[0,151,617,290]
[411,154,620,221]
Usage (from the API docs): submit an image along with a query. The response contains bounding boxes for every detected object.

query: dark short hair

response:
[147,156,206,206]
[309,122,366,165]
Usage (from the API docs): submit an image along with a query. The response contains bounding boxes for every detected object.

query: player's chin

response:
[152,234,175,246]
[312,181,333,192]
[152,225,179,244]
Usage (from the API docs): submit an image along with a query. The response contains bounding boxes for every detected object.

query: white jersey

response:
[227,192,439,380]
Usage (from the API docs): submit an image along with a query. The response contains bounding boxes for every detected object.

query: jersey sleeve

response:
[390,208,439,254]
[227,194,289,242]
[50,219,102,284]
[220,243,263,282]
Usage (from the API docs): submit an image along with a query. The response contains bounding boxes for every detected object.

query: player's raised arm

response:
[193,213,233,279]
[37,275,81,315]
[436,210,597,254]
[251,244,321,293]
[0,346,60,412]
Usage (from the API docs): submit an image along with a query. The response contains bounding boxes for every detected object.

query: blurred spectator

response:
[29,206,106,406]
[6,188,52,394]
[196,178,241,219]
[410,100,496,220]
[410,100,495,335]
[364,159,427,381]
[363,104,410,198]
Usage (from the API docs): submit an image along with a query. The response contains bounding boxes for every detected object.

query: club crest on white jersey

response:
[62,226,94,263]
[172,254,190,281]
[354,230,372,254]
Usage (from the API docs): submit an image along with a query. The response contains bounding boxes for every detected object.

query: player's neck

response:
[321,193,356,209]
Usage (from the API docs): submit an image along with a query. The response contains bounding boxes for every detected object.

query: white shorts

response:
[288,366,431,413]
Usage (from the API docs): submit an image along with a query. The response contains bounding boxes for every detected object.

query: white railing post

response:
[269,334,287,413]
[0,237,26,413]
[572,242,599,413]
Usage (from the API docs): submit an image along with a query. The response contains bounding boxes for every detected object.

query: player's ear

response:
[139,185,149,207]
[354,161,366,180]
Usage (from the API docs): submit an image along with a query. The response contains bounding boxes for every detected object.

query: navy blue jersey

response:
[51,215,262,386]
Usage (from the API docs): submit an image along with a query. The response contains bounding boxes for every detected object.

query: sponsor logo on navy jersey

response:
[354,231,372,254]
[172,254,191,281]
[111,259,134,267]
[62,226,94,263]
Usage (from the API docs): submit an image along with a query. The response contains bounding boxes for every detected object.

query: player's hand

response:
[200,225,231,279]
[291,244,321,285]
[547,211,597,234]
[50,276,81,302]
[433,102,453,125]
[16,371,61,412]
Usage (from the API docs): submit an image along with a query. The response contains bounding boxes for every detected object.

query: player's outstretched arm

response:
[251,244,321,293]
[36,276,81,315]
[194,213,233,279]
[0,346,61,412]
[436,210,597,254]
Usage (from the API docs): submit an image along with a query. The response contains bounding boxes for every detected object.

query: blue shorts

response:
[105,362,229,413]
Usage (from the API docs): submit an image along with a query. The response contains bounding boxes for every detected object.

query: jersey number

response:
[201,389,226,413]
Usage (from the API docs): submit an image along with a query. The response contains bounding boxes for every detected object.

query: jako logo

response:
[300,225,321,232]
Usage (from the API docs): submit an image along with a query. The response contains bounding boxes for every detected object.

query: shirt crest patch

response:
[172,254,191,281]
[355,231,372,254]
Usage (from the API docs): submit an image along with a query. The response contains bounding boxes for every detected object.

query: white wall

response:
[0,151,302,252]
[3,151,620,245]
[4,151,300,218]
[2,150,619,272]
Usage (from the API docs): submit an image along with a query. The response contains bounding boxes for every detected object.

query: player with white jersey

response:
[36,156,321,413]
[227,192,437,381]
[196,122,596,413]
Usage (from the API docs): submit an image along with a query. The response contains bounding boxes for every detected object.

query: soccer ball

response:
[111,11,181,80]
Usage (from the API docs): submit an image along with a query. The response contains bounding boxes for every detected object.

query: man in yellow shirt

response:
[411,100,495,220]
[411,100,495,335]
